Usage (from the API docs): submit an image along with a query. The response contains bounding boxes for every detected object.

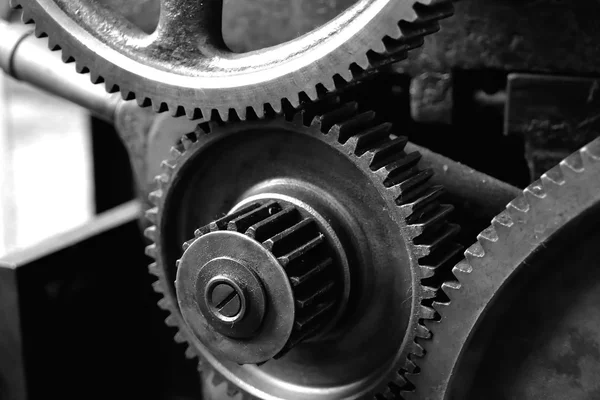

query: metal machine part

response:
[143,100,462,399]
[410,138,600,399]
[9,0,453,120]
[177,198,349,364]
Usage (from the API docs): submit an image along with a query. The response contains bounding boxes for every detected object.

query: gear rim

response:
[408,137,600,400]
[144,100,462,399]
[11,0,453,120]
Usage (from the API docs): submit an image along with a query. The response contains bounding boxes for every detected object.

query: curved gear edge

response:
[408,137,600,399]
[142,103,462,399]
[10,0,453,122]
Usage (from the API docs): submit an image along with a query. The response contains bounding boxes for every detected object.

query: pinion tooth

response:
[143,226,157,241]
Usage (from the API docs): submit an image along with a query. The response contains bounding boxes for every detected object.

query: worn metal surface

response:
[506,73,600,180]
[143,101,461,399]
[409,138,600,400]
[13,0,453,120]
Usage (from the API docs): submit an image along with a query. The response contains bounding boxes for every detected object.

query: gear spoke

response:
[156,0,225,50]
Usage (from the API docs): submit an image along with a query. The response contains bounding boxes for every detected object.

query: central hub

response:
[176,198,350,365]
[207,278,243,320]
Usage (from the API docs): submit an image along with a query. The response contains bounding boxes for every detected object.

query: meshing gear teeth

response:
[11,0,453,121]
[182,199,342,359]
[408,137,600,400]
[144,99,462,399]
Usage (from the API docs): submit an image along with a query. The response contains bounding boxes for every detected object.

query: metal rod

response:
[0,20,120,123]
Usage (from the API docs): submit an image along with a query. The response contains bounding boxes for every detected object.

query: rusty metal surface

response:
[506,73,600,180]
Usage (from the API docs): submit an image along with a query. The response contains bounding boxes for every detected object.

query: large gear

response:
[10,0,453,120]
[143,100,462,399]
[408,138,600,399]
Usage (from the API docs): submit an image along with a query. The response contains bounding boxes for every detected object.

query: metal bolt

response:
[210,282,242,318]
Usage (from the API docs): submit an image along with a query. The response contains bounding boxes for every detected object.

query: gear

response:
[10,0,453,120]
[176,198,348,364]
[144,99,462,399]
[408,137,600,399]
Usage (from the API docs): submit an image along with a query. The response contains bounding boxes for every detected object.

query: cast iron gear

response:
[176,198,347,364]
[408,137,600,399]
[144,99,462,399]
[10,0,453,120]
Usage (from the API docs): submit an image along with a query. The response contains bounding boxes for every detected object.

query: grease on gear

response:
[10,0,453,120]
[144,99,462,399]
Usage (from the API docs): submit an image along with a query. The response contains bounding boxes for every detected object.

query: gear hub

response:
[176,198,349,365]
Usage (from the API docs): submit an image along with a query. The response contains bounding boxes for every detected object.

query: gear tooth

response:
[262,218,315,253]
[145,207,159,224]
[348,122,393,155]
[10,0,23,9]
[33,25,47,39]
[165,314,178,327]
[152,280,164,293]
[157,296,171,310]
[169,104,184,117]
[149,189,163,206]
[161,159,176,172]
[418,242,462,279]
[491,210,514,239]
[317,102,359,133]
[154,174,169,190]
[304,86,319,101]
[322,76,336,92]
[506,194,530,222]
[136,96,151,108]
[409,341,425,358]
[560,151,585,174]
[20,8,34,23]
[46,35,61,51]
[368,136,409,170]
[541,165,565,187]
[524,180,547,201]
[421,285,437,300]
[173,330,186,343]
[413,223,460,258]
[144,226,157,241]
[182,238,196,251]
[415,323,431,339]
[181,134,195,150]
[151,101,168,113]
[582,137,600,161]
[104,80,119,93]
[145,244,157,258]
[74,60,89,74]
[169,145,183,160]
[420,305,436,320]
[465,241,485,259]
[478,225,499,243]
[60,51,74,63]
[332,110,377,143]
[188,107,203,120]
[120,89,135,101]
[184,345,197,359]
[286,93,301,109]
[148,262,162,277]
[89,71,104,84]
